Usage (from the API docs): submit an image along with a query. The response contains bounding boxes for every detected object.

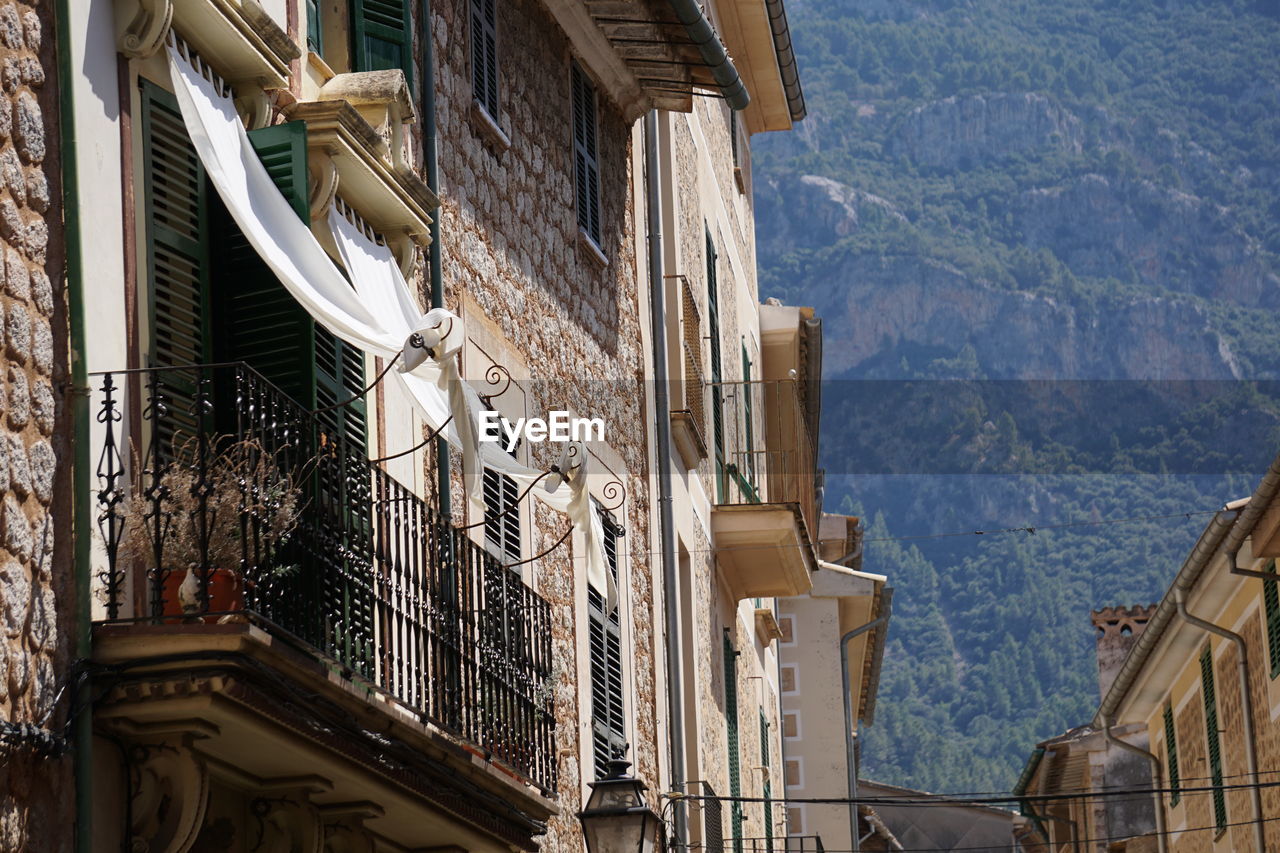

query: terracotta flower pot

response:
[161,568,244,623]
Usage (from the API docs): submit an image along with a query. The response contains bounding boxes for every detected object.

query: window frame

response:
[571,61,603,250]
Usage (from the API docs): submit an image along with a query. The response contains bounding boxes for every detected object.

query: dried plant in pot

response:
[116,435,305,622]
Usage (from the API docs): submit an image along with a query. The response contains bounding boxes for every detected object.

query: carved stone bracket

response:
[113,719,219,853]
[249,779,330,853]
[118,0,174,59]
[235,85,274,131]
[308,149,341,222]
[321,802,384,853]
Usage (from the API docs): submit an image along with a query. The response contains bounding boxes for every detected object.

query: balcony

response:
[91,364,556,849]
[708,379,820,601]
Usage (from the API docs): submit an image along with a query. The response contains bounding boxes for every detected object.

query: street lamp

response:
[579,758,664,853]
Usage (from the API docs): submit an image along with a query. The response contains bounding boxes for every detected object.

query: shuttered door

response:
[215,122,317,409]
[571,63,601,246]
[1265,559,1280,677]
[140,80,212,449]
[589,509,626,778]
[724,632,742,853]
[760,711,773,853]
[470,0,498,118]
[741,344,756,494]
[352,0,413,87]
[306,0,323,54]
[1163,703,1181,806]
[1200,645,1226,831]
[707,231,725,501]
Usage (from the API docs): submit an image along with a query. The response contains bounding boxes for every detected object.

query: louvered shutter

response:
[707,231,725,500]
[702,782,725,853]
[214,122,318,409]
[141,80,212,447]
[470,0,498,118]
[571,63,601,246]
[723,632,742,853]
[1163,703,1180,806]
[483,467,522,561]
[1265,560,1280,678]
[307,0,323,54]
[1200,645,1226,831]
[352,0,413,86]
[760,711,773,853]
[589,508,626,778]
[742,344,756,492]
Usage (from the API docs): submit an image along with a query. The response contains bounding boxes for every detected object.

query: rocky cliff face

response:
[888,93,1085,169]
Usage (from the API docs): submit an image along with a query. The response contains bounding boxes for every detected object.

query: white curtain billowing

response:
[166,44,614,607]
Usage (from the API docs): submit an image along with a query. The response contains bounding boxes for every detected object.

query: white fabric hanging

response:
[165,43,615,608]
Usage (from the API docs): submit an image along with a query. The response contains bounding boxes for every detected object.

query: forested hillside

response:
[753,0,1280,790]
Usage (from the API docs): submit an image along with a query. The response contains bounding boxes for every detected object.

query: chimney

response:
[1091,604,1157,701]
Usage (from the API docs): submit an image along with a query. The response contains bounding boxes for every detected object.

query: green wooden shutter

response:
[571,63,601,246]
[742,343,756,493]
[1163,703,1180,806]
[215,122,318,408]
[589,509,626,778]
[470,0,498,118]
[759,710,772,853]
[1264,560,1280,678]
[1200,645,1226,832]
[352,0,413,86]
[707,230,725,501]
[140,79,212,446]
[724,632,742,853]
[306,0,323,55]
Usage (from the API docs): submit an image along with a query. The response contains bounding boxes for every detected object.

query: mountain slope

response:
[754,0,1280,790]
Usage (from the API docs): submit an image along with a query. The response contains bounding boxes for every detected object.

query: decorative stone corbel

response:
[124,722,218,853]
[249,779,330,853]
[118,0,174,59]
[235,85,275,131]
[384,230,419,279]
[321,802,384,853]
[309,150,340,222]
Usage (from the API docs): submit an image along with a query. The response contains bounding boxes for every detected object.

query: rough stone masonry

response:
[0,0,72,850]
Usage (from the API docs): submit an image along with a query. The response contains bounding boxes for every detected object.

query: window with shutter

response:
[1200,645,1226,832]
[759,710,773,853]
[482,425,522,563]
[571,62,601,247]
[1163,703,1180,807]
[588,507,626,778]
[706,230,725,501]
[140,80,213,447]
[307,0,323,55]
[470,0,498,119]
[1264,559,1280,678]
[723,631,742,853]
[742,343,756,492]
[351,0,413,86]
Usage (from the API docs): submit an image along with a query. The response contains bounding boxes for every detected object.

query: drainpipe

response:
[419,0,449,520]
[1174,588,1265,852]
[646,109,685,847]
[839,588,892,853]
[1103,717,1167,853]
[664,0,749,110]
[54,0,92,848]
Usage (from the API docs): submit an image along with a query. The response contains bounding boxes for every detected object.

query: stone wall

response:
[0,0,72,850]
[425,0,656,846]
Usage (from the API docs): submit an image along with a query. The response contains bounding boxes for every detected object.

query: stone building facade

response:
[0,0,72,849]
[33,0,814,848]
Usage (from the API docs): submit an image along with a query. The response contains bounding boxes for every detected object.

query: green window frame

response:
[741,342,756,493]
[571,62,601,247]
[351,0,413,87]
[306,0,323,55]
[706,229,725,501]
[588,507,626,778]
[1200,645,1227,833]
[759,709,772,853]
[1264,559,1280,678]
[470,0,498,119]
[724,631,742,853]
[1163,703,1180,806]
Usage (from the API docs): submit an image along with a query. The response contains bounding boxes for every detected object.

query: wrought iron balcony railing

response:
[709,378,820,537]
[93,363,557,792]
